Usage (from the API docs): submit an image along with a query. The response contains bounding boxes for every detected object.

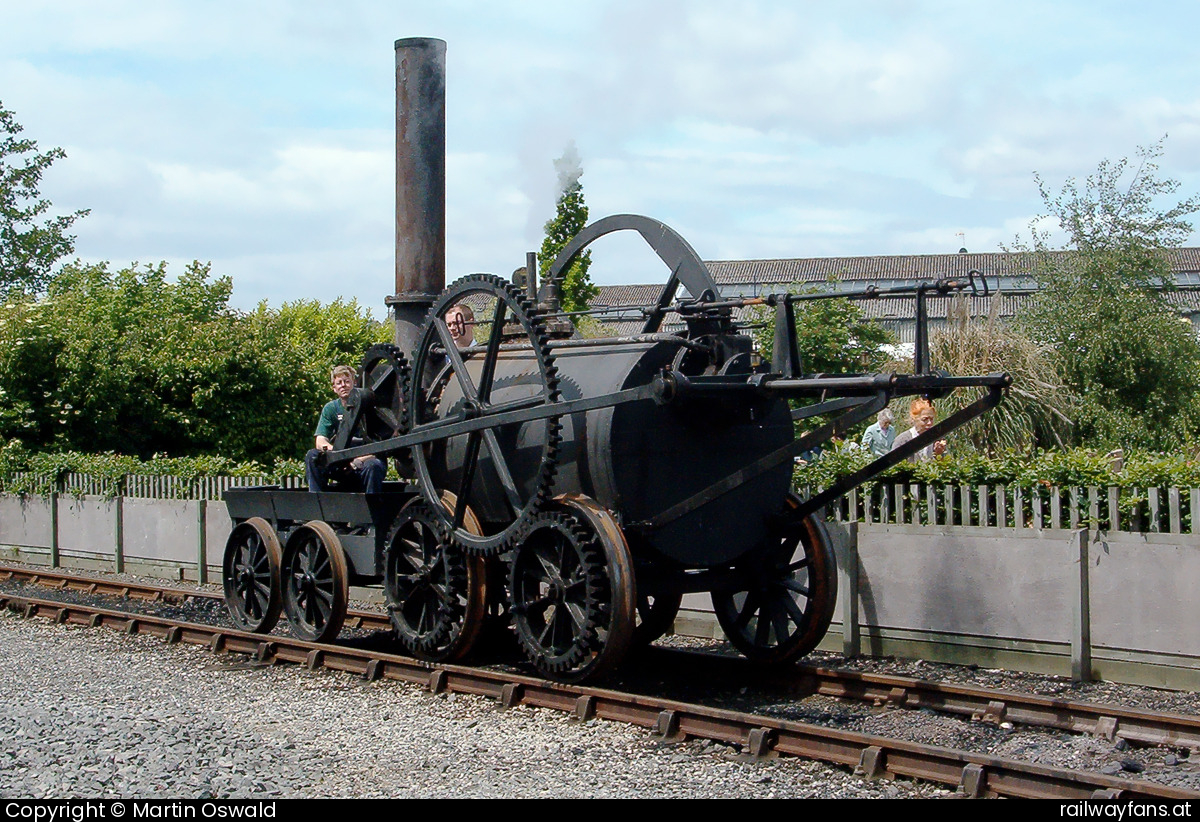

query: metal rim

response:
[383,493,488,662]
[221,517,283,634]
[710,498,838,665]
[508,501,635,682]
[408,273,562,557]
[281,520,349,643]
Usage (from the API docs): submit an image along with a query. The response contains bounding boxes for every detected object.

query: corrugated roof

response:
[702,246,1200,284]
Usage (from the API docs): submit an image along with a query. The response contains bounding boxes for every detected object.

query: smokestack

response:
[388,37,446,356]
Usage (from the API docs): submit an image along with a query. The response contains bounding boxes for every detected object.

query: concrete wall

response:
[3,495,1197,688]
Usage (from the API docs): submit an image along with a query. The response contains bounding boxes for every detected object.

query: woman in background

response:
[890,398,947,462]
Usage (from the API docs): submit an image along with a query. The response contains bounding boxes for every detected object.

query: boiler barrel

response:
[425,338,794,567]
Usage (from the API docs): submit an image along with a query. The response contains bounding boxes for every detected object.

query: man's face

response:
[332,373,355,400]
[446,308,471,344]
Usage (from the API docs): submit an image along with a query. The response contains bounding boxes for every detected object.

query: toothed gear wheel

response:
[407,273,562,557]
[507,510,612,679]
[359,343,411,442]
[360,343,413,476]
[383,498,484,661]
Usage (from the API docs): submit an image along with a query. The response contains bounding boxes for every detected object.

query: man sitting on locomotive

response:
[304,365,386,494]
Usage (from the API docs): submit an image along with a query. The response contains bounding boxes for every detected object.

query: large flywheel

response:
[407,274,562,557]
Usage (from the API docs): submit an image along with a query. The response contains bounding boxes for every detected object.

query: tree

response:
[537,142,597,312]
[752,287,894,376]
[0,102,88,297]
[0,262,391,462]
[1014,140,1200,450]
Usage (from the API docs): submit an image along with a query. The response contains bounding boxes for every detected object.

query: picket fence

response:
[4,473,1200,535]
[3,472,305,501]
[827,482,1199,534]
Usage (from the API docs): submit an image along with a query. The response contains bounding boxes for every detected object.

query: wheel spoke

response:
[434,318,481,403]
[780,577,810,596]
[475,299,509,404]
[731,590,761,631]
[453,431,484,530]
[480,428,525,516]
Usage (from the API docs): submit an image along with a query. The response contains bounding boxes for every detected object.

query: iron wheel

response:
[711,499,838,665]
[508,501,635,682]
[383,494,487,661]
[281,520,349,643]
[221,517,283,633]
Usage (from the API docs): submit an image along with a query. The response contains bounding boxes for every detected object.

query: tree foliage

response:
[0,262,390,462]
[1014,141,1200,450]
[926,293,1074,454]
[0,102,88,298]
[537,142,597,312]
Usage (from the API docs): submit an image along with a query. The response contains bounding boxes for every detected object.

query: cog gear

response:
[507,510,615,680]
[407,273,562,557]
[383,497,485,661]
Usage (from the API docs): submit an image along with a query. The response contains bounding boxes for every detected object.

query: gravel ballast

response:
[0,611,951,799]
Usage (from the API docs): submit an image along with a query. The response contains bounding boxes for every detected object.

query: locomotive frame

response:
[222,213,1010,683]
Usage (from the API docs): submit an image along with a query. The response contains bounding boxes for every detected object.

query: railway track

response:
[0,565,1196,800]
[3,563,1197,753]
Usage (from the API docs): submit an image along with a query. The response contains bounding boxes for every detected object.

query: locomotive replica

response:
[221,38,1010,683]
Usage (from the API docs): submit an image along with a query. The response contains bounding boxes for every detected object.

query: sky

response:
[4,1,1200,315]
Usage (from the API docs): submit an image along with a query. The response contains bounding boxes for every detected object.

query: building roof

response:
[701,246,1200,287]
[587,247,1200,343]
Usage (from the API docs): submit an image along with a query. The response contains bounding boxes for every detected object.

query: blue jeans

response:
[305,449,386,494]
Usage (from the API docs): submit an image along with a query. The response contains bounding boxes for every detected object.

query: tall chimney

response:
[388,37,446,356]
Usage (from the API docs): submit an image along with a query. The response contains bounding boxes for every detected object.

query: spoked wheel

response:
[711,499,838,665]
[383,493,488,662]
[221,517,283,633]
[508,498,636,683]
[281,521,349,643]
[408,273,561,557]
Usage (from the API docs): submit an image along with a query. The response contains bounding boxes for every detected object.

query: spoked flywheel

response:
[383,494,488,662]
[221,517,283,633]
[710,495,838,665]
[508,498,636,682]
[408,273,562,557]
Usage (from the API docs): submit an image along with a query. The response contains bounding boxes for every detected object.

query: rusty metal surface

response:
[2,587,1196,800]
[391,37,446,355]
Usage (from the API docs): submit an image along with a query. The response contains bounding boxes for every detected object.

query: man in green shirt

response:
[304,365,386,493]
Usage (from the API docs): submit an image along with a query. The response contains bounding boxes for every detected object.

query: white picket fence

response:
[3,472,305,501]
[4,473,1199,534]
[827,483,1198,534]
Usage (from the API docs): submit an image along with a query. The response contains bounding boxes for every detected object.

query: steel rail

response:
[3,564,1197,753]
[0,589,1195,801]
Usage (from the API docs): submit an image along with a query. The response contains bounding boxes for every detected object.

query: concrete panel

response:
[123,499,199,564]
[205,502,233,578]
[853,524,1078,643]
[0,495,52,548]
[56,496,117,559]
[1088,531,1200,657]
